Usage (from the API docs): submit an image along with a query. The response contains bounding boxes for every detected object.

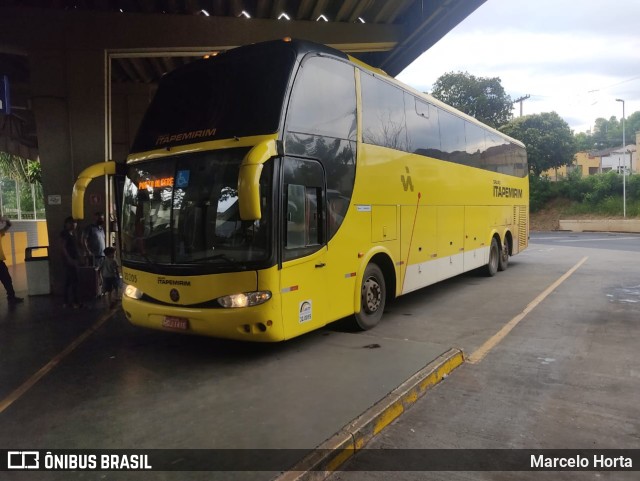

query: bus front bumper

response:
[121,296,285,342]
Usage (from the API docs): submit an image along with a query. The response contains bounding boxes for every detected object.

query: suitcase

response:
[77,266,101,302]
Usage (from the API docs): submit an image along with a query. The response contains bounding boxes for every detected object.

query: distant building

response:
[600,144,637,174]
[542,131,640,180]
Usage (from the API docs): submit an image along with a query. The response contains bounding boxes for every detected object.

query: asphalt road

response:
[329,232,640,480]
[2,232,639,480]
[530,231,640,252]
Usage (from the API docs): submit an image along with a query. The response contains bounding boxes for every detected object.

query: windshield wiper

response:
[195,253,246,270]
[126,251,160,272]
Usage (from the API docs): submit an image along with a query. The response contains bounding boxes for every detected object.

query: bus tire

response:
[354,263,386,330]
[498,239,509,271]
[486,238,499,277]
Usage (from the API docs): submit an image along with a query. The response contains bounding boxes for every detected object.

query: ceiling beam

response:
[0,7,400,54]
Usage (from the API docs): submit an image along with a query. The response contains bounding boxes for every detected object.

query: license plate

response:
[162,316,189,330]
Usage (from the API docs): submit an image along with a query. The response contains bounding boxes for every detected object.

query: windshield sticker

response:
[176,170,190,189]
[299,300,312,323]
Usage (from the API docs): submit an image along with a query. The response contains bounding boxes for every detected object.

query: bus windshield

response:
[121,148,272,270]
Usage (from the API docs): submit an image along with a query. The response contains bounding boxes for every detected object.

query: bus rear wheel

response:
[354,263,386,330]
[485,238,499,277]
[498,239,509,271]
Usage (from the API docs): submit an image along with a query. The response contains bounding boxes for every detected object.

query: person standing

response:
[0,215,23,304]
[83,211,106,267]
[99,246,121,308]
[60,216,80,308]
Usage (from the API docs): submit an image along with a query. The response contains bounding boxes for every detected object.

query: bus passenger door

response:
[279,158,328,339]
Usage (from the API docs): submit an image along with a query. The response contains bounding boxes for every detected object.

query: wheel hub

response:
[363,277,381,313]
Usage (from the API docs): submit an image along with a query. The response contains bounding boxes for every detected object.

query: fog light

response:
[217,291,272,308]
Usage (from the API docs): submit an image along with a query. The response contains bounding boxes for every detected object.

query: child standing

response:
[100,247,121,307]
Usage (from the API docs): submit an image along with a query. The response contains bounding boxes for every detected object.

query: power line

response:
[591,74,640,93]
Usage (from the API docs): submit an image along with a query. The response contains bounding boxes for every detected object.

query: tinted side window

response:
[361,74,407,151]
[283,158,325,261]
[464,122,486,169]
[438,109,466,163]
[286,56,356,140]
[482,133,508,173]
[405,94,441,158]
[513,146,528,177]
[499,143,525,176]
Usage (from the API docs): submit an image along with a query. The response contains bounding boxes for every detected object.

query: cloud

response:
[396,0,640,133]
[458,0,639,36]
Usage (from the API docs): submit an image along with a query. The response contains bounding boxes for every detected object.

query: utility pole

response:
[513,94,530,117]
[616,98,626,218]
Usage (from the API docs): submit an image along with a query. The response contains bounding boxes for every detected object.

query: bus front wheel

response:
[354,263,386,330]
[486,238,499,277]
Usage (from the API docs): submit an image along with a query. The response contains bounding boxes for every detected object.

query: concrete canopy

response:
[0,0,485,159]
[0,0,484,293]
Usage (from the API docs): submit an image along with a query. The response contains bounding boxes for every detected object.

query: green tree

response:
[572,110,640,153]
[592,116,621,149]
[574,131,594,151]
[625,111,640,145]
[0,151,41,184]
[430,71,513,128]
[500,112,577,177]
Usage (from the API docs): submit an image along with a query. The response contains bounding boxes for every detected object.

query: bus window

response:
[464,121,486,169]
[405,94,441,158]
[483,133,509,173]
[286,56,356,140]
[283,158,324,261]
[361,74,407,151]
[438,109,466,163]
[514,147,528,177]
[285,185,321,247]
[286,184,306,249]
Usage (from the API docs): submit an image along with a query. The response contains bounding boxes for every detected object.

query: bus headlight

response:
[217,291,272,308]
[124,284,143,300]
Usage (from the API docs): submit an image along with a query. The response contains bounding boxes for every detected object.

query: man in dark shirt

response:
[0,215,23,304]
[61,216,80,308]
[83,211,106,267]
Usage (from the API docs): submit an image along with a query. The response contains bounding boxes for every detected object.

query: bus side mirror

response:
[238,139,277,221]
[238,163,264,220]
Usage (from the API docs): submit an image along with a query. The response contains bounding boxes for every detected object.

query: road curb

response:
[273,347,465,481]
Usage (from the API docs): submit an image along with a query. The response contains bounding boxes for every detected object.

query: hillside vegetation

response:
[530,171,640,231]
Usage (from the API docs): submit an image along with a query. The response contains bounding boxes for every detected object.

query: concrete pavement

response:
[3,234,639,480]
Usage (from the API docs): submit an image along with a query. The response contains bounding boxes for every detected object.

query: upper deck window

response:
[286,56,356,140]
[131,48,296,153]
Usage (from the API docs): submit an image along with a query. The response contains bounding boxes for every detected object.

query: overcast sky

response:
[396,0,640,135]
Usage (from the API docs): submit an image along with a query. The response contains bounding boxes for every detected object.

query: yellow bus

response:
[74,39,528,342]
